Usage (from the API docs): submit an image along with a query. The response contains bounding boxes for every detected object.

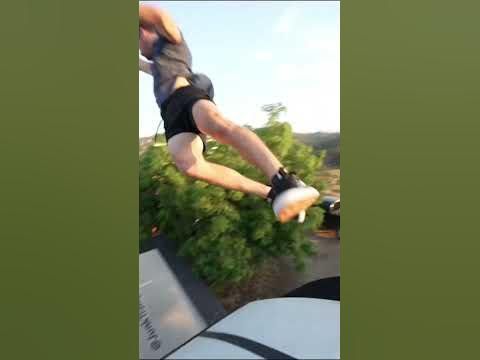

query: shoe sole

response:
[273,187,320,223]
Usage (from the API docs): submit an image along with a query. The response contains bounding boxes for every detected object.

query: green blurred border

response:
[342,0,480,359]
[2,0,480,359]
[0,1,138,359]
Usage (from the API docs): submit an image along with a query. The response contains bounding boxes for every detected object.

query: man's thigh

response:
[191,99,236,138]
[167,132,204,165]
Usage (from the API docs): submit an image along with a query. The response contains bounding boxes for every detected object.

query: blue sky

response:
[139,1,339,137]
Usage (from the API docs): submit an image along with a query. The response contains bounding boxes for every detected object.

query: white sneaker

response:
[267,168,320,223]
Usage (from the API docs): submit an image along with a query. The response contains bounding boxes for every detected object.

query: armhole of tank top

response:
[153,28,184,44]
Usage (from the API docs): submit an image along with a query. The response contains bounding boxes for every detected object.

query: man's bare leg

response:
[168,133,271,198]
[191,99,319,223]
[192,100,282,180]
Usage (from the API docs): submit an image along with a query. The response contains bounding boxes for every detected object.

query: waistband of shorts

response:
[161,85,200,110]
[161,85,210,120]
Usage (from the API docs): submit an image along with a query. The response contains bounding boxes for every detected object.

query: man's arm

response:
[139,4,182,44]
[139,56,153,75]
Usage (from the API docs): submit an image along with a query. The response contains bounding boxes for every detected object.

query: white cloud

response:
[269,20,340,133]
[274,63,299,82]
[218,75,340,134]
[139,72,162,137]
[218,97,265,128]
[254,50,273,62]
[301,15,340,59]
[274,62,339,85]
[273,7,300,34]
[283,86,340,133]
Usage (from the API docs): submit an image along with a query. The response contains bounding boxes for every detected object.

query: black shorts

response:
[160,85,213,152]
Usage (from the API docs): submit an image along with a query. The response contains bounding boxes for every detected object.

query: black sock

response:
[271,167,288,184]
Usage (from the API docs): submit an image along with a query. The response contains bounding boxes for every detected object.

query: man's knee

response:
[174,157,203,178]
[193,103,239,142]
[209,118,241,143]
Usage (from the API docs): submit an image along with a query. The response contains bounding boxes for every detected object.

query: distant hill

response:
[139,136,155,154]
[294,132,340,168]
[140,131,340,168]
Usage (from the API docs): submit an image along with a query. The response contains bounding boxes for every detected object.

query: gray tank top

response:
[151,32,193,106]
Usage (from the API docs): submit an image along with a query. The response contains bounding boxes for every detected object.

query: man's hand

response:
[139,55,153,75]
[139,4,182,44]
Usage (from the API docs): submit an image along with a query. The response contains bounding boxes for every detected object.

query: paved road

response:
[272,234,340,295]
[217,234,340,312]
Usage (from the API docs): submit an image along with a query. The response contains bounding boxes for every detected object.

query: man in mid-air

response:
[139,3,320,223]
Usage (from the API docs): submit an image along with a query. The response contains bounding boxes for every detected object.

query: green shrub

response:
[139,119,325,286]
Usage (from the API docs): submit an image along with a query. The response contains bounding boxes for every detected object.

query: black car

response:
[318,196,340,239]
